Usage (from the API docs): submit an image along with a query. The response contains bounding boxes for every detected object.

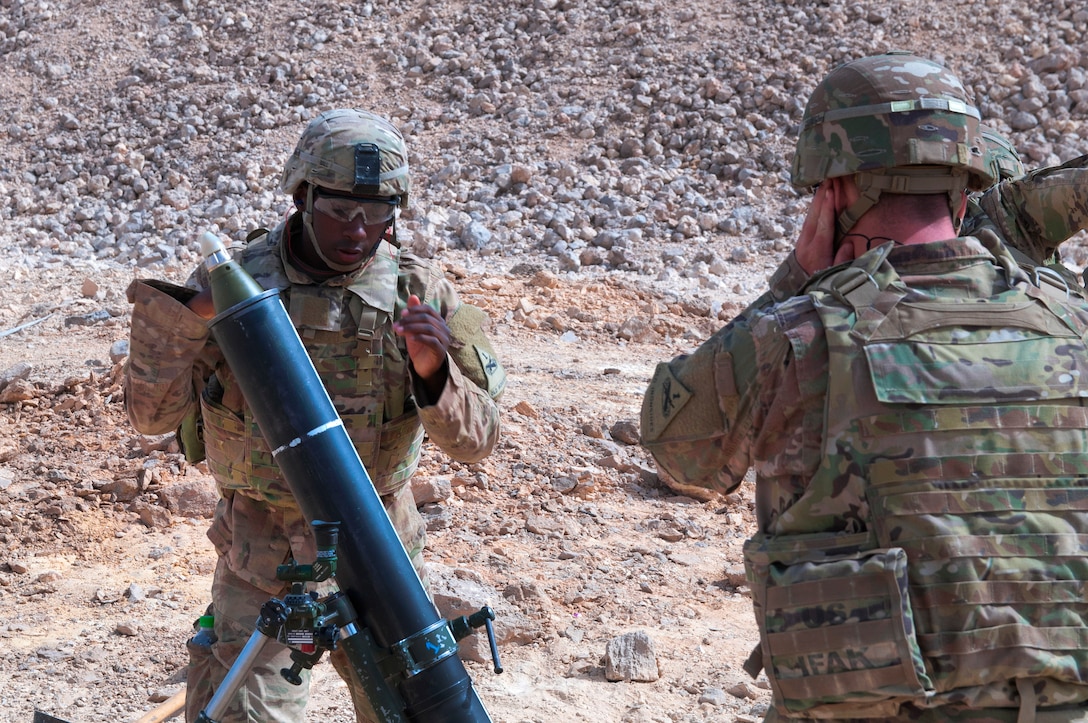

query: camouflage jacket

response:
[642,233,1088,719]
[125,215,504,591]
[962,152,1088,288]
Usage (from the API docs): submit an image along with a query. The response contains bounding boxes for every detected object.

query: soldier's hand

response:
[395,294,451,386]
[795,179,854,274]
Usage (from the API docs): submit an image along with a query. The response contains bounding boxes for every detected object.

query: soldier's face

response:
[306,186,394,270]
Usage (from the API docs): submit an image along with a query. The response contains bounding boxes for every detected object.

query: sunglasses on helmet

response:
[312,192,398,225]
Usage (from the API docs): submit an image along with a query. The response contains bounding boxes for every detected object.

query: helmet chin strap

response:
[836,169,970,237]
[302,184,372,274]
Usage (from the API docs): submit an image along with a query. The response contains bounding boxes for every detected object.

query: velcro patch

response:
[641,363,692,442]
[289,285,343,332]
[474,345,507,399]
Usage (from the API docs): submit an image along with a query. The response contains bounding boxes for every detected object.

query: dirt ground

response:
[0,259,767,723]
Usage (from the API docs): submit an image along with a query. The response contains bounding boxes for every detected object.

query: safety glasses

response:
[312,193,397,225]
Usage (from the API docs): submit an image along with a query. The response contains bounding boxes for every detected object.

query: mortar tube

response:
[207,288,492,722]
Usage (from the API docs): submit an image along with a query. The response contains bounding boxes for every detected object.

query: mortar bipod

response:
[195,521,389,722]
[194,522,503,723]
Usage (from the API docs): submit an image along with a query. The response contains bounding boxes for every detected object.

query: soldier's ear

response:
[293,183,308,209]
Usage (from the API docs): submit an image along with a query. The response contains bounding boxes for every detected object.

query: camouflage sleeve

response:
[767,250,812,302]
[979,153,1088,264]
[416,355,501,463]
[638,251,817,496]
[124,278,213,435]
[639,307,765,495]
[959,197,991,239]
[411,270,502,464]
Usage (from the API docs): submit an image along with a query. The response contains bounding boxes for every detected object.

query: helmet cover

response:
[281,108,410,208]
[791,52,994,192]
[980,125,1026,183]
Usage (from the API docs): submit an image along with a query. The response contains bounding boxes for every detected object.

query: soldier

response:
[654,130,1088,507]
[124,108,505,723]
[641,52,1088,721]
[979,125,1027,183]
[963,126,1088,287]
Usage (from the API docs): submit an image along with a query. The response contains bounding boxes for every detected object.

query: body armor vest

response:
[200,230,424,507]
[744,241,1088,719]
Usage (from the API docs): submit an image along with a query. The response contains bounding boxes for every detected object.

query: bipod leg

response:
[195,598,288,723]
[194,627,274,723]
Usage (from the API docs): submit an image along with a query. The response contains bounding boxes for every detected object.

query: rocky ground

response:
[1,0,1086,721]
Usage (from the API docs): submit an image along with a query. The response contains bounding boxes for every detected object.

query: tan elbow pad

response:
[446,303,507,400]
[641,343,735,445]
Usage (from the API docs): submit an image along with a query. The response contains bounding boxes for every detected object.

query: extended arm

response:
[124,279,215,435]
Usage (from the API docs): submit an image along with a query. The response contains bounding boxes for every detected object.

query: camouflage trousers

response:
[185,515,428,722]
[764,703,1088,723]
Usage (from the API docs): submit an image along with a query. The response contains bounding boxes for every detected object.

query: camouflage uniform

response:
[962,153,1088,284]
[642,54,1088,722]
[643,233,1088,722]
[125,110,505,723]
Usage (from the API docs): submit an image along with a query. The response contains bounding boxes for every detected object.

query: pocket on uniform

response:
[378,411,423,459]
[185,633,218,722]
[745,534,931,717]
[370,411,424,496]
[200,395,246,483]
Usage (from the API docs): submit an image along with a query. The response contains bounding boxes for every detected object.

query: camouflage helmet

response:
[791,52,995,234]
[281,108,410,208]
[792,52,992,190]
[980,125,1026,182]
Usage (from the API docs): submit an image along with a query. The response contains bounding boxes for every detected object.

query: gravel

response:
[3,0,1086,295]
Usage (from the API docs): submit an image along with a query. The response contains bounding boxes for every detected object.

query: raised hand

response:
[795,178,855,274]
[394,294,451,393]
